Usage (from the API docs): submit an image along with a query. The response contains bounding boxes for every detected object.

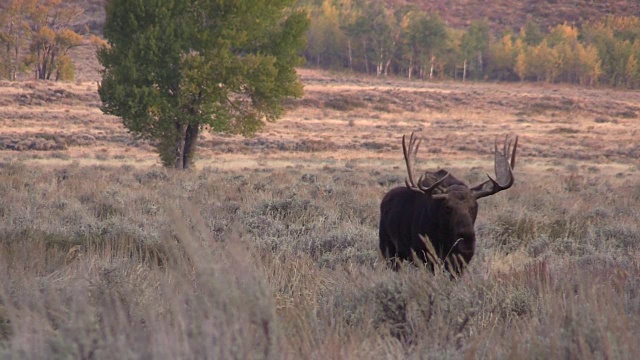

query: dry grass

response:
[2,68,640,170]
[1,68,640,358]
[1,161,640,358]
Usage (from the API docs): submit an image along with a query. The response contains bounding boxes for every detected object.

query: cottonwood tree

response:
[27,0,83,80]
[487,32,517,80]
[522,18,544,46]
[460,19,490,81]
[337,0,363,71]
[98,0,309,169]
[401,10,447,80]
[365,2,395,77]
[582,17,640,87]
[306,0,347,68]
[343,1,393,76]
[0,0,34,80]
[0,0,82,81]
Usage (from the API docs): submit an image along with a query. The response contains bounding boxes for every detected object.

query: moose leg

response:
[379,228,401,270]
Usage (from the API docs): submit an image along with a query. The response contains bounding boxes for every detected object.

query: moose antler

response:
[403,132,450,195]
[471,135,518,199]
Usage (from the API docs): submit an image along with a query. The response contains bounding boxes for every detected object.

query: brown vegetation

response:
[2,69,639,168]
[1,68,640,357]
[1,154,640,357]
[388,0,640,31]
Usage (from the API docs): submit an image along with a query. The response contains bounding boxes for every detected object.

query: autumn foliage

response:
[302,0,640,89]
[0,0,83,81]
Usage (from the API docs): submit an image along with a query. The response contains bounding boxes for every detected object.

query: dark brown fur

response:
[379,134,517,276]
[379,170,478,274]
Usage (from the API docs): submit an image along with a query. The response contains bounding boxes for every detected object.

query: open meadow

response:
[1,64,640,358]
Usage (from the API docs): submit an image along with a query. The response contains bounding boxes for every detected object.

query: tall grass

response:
[1,162,639,358]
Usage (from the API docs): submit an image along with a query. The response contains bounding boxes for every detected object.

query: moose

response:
[379,132,518,275]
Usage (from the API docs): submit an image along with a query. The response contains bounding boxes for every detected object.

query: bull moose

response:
[379,132,518,275]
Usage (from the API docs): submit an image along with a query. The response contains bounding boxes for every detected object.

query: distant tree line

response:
[3,0,640,90]
[0,0,83,81]
[302,0,640,89]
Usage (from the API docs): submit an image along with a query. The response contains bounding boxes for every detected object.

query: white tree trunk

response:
[463,59,467,82]
[429,55,435,80]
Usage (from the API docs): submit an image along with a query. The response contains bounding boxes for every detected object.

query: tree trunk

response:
[347,39,353,71]
[47,52,56,80]
[362,39,369,74]
[182,124,199,169]
[37,46,52,80]
[408,54,413,80]
[463,59,467,82]
[7,20,17,81]
[377,44,384,77]
[174,123,186,169]
[12,44,18,81]
[37,49,44,79]
[429,55,435,80]
[7,18,15,81]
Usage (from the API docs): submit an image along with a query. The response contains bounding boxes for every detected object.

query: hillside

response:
[70,0,640,35]
[388,0,640,31]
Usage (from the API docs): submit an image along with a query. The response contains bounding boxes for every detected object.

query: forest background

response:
[2,0,640,88]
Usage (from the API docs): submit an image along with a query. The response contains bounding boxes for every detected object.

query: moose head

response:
[378,132,518,275]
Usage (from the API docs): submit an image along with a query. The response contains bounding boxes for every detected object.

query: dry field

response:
[1,66,640,358]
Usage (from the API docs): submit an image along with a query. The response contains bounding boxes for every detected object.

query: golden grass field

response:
[1,53,640,358]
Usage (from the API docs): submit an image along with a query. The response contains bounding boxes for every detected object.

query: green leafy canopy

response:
[98,0,309,143]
